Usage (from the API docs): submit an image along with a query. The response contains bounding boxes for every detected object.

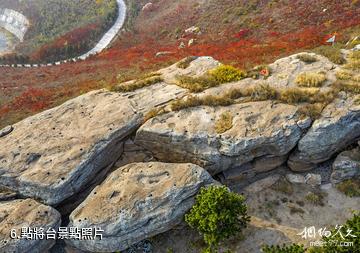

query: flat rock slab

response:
[0,80,187,206]
[266,52,338,89]
[67,162,215,252]
[0,90,143,205]
[289,95,360,171]
[0,199,61,253]
[135,101,310,175]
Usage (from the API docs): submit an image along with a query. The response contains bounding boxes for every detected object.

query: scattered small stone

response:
[305,173,322,186]
[0,126,13,138]
[286,173,306,184]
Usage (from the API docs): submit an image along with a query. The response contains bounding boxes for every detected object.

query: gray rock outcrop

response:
[0,199,61,253]
[331,146,360,183]
[135,101,310,175]
[0,79,187,206]
[288,95,360,171]
[66,162,215,252]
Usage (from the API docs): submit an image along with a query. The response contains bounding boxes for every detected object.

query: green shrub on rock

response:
[185,185,250,253]
[209,65,247,83]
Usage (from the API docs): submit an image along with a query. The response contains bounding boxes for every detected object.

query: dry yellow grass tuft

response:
[175,75,218,92]
[349,51,360,61]
[336,70,353,80]
[344,59,360,70]
[143,107,165,122]
[176,56,198,69]
[295,72,326,87]
[312,45,346,64]
[297,54,317,64]
[215,112,234,134]
[298,103,325,120]
[111,76,163,92]
[334,81,360,94]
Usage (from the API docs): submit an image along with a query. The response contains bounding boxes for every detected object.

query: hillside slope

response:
[0,49,359,252]
[0,0,359,128]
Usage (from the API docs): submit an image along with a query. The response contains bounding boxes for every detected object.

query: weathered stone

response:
[305,173,322,186]
[353,44,360,51]
[0,90,141,205]
[66,162,215,252]
[288,95,360,171]
[185,26,201,35]
[0,186,17,201]
[0,199,61,253]
[135,101,310,174]
[0,83,186,206]
[331,147,360,184]
[219,163,256,184]
[266,52,338,89]
[217,155,287,184]
[0,125,13,138]
[286,173,306,184]
[252,155,288,173]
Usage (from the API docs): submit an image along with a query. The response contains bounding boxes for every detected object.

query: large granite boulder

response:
[288,95,360,171]
[0,84,186,206]
[135,101,311,175]
[331,146,360,183]
[0,199,61,253]
[66,162,215,252]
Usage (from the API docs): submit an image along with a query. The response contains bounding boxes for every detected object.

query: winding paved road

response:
[0,0,127,67]
[78,0,126,60]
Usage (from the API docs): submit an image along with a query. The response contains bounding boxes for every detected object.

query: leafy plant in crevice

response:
[185,185,250,253]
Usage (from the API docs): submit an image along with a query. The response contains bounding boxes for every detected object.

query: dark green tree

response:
[185,185,250,253]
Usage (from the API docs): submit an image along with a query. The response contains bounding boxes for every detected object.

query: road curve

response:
[78,0,126,60]
[0,0,127,68]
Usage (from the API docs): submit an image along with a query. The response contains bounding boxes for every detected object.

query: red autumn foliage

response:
[1,0,360,128]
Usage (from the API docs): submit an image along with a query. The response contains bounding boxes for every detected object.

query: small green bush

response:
[262,244,305,253]
[209,65,247,83]
[175,65,246,92]
[185,185,250,253]
[297,54,318,64]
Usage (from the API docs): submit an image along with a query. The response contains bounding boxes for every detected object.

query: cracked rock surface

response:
[66,162,215,252]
